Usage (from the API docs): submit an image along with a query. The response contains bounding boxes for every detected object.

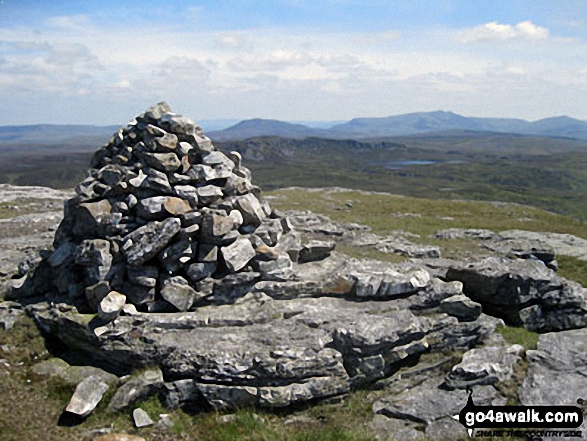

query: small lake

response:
[382,160,467,170]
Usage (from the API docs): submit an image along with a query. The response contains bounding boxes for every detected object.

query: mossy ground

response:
[267,187,587,271]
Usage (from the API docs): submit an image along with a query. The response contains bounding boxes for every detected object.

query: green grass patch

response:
[496,325,539,350]
[268,188,587,242]
[557,255,587,287]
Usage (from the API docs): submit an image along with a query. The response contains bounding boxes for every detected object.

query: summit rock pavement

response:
[0,103,586,440]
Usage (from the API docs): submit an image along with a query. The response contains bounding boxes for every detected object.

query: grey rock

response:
[133,408,154,428]
[65,375,110,417]
[201,151,234,167]
[424,418,468,440]
[254,252,294,281]
[198,384,257,410]
[85,281,112,310]
[122,218,181,266]
[72,199,112,236]
[0,301,24,331]
[370,415,425,441]
[158,239,194,273]
[151,132,179,152]
[32,358,118,386]
[197,243,218,263]
[138,152,180,173]
[520,329,587,406]
[121,282,155,305]
[179,211,202,228]
[141,168,172,193]
[196,185,223,205]
[186,262,217,283]
[173,185,199,208]
[408,278,464,311]
[439,294,482,321]
[221,237,256,272]
[200,213,235,241]
[299,240,335,263]
[254,219,283,247]
[137,196,191,220]
[373,378,504,427]
[127,266,158,288]
[160,276,197,312]
[98,291,126,321]
[47,241,75,268]
[75,239,112,284]
[433,228,496,240]
[498,229,587,261]
[444,345,523,390]
[186,164,231,182]
[446,257,587,331]
[351,268,430,299]
[163,379,201,410]
[108,367,164,412]
[136,196,170,219]
[235,193,265,226]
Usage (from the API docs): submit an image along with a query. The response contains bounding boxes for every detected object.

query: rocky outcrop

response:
[446,257,587,332]
[288,211,440,258]
[434,227,587,265]
[520,329,587,438]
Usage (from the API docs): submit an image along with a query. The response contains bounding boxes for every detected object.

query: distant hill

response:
[209,119,328,141]
[2,112,587,148]
[209,111,587,141]
[329,111,587,139]
[0,124,119,145]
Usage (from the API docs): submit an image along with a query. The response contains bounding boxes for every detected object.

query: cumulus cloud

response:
[2,11,586,123]
[459,21,550,43]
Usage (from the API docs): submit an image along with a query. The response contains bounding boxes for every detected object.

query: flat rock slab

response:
[373,378,505,427]
[520,329,587,438]
[444,345,523,390]
[33,358,118,386]
[520,329,587,406]
[108,367,163,412]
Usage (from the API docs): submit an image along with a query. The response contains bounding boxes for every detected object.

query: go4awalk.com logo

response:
[453,389,584,438]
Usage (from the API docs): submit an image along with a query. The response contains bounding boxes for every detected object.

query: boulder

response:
[133,408,154,428]
[65,375,110,417]
[108,367,164,412]
[445,257,587,331]
[299,241,335,263]
[160,276,197,311]
[221,237,256,273]
[122,218,181,266]
[444,345,523,390]
[235,193,265,226]
[97,291,126,321]
[439,294,482,321]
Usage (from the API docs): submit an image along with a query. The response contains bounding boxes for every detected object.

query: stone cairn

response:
[24,102,317,317]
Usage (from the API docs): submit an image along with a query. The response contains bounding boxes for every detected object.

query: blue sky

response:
[1,1,587,125]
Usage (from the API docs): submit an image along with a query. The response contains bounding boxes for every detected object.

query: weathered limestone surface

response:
[0,104,585,440]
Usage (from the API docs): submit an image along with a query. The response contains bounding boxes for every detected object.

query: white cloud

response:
[459,21,550,43]
[44,15,91,31]
[1,13,587,123]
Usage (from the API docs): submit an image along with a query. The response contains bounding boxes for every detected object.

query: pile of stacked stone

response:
[22,102,322,317]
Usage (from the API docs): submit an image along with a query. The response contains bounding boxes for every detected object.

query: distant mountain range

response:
[2,111,587,147]
[209,111,587,141]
